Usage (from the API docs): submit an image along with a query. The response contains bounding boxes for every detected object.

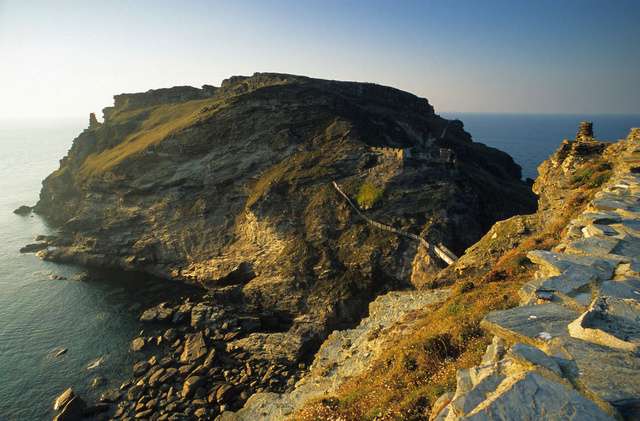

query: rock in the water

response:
[180,331,207,363]
[131,337,146,352]
[13,205,32,215]
[54,388,74,411]
[139,307,159,322]
[20,243,48,253]
[73,273,90,282]
[54,348,68,357]
[92,377,107,388]
[132,361,150,377]
[99,389,122,403]
[53,395,86,421]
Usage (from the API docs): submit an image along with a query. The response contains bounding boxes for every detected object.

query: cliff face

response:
[34,73,534,343]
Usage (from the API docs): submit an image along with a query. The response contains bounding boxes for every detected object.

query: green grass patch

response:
[357,182,387,208]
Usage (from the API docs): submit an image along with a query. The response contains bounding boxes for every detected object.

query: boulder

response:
[216,383,236,404]
[180,331,208,363]
[131,337,146,352]
[163,328,180,343]
[549,337,640,416]
[148,367,166,387]
[132,361,150,377]
[182,375,206,399]
[126,383,146,401]
[505,342,562,378]
[83,403,109,415]
[53,395,86,421]
[54,388,74,410]
[99,389,122,403]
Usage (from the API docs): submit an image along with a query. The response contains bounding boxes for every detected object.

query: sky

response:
[1,0,639,121]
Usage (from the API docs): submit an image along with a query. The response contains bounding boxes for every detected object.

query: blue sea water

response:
[0,113,638,420]
[442,112,640,181]
[0,120,203,420]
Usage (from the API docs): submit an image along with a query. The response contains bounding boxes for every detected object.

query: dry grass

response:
[292,227,561,421]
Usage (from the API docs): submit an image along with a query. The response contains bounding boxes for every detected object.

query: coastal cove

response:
[0,112,638,420]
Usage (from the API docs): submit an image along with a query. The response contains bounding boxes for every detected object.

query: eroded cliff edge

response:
[34,73,534,360]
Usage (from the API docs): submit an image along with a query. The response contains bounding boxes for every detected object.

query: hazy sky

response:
[1,0,639,121]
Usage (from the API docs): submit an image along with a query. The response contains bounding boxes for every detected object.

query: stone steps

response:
[435,130,640,421]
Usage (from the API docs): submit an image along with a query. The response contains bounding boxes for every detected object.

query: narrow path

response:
[332,181,457,265]
[439,120,451,139]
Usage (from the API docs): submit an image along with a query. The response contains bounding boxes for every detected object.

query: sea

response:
[0,113,638,420]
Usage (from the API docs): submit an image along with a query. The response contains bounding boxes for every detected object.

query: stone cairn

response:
[576,121,595,141]
[433,128,640,420]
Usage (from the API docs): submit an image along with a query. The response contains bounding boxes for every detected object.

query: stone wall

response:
[433,128,640,421]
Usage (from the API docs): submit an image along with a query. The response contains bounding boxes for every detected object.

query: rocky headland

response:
[39,75,640,421]
[33,73,534,374]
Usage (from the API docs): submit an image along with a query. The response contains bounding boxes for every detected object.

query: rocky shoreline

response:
[52,290,312,421]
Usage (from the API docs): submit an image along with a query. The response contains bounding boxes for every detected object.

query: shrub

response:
[357,182,387,208]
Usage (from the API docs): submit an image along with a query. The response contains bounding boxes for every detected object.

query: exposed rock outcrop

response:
[33,73,535,363]
[433,128,640,421]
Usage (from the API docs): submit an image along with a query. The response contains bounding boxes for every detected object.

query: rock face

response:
[33,72,534,363]
[434,128,640,421]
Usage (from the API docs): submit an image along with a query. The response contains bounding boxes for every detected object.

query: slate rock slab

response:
[564,235,618,256]
[600,278,640,301]
[481,303,579,346]
[577,212,622,226]
[527,250,616,281]
[506,342,562,377]
[446,371,616,421]
[568,296,640,352]
[549,337,640,416]
[538,265,597,295]
[180,331,208,363]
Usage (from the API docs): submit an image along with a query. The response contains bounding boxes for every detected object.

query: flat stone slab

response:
[445,370,616,421]
[582,224,619,238]
[588,193,640,213]
[481,303,579,346]
[537,265,597,295]
[549,337,640,416]
[600,278,640,301]
[506,342,562,377]
[527,250,616,280]
[568,296,640,352]
[612,218,640,238]
[564,235,619,256]
[577,212,622,226]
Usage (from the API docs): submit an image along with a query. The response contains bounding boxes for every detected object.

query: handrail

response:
[332,181,458,265]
